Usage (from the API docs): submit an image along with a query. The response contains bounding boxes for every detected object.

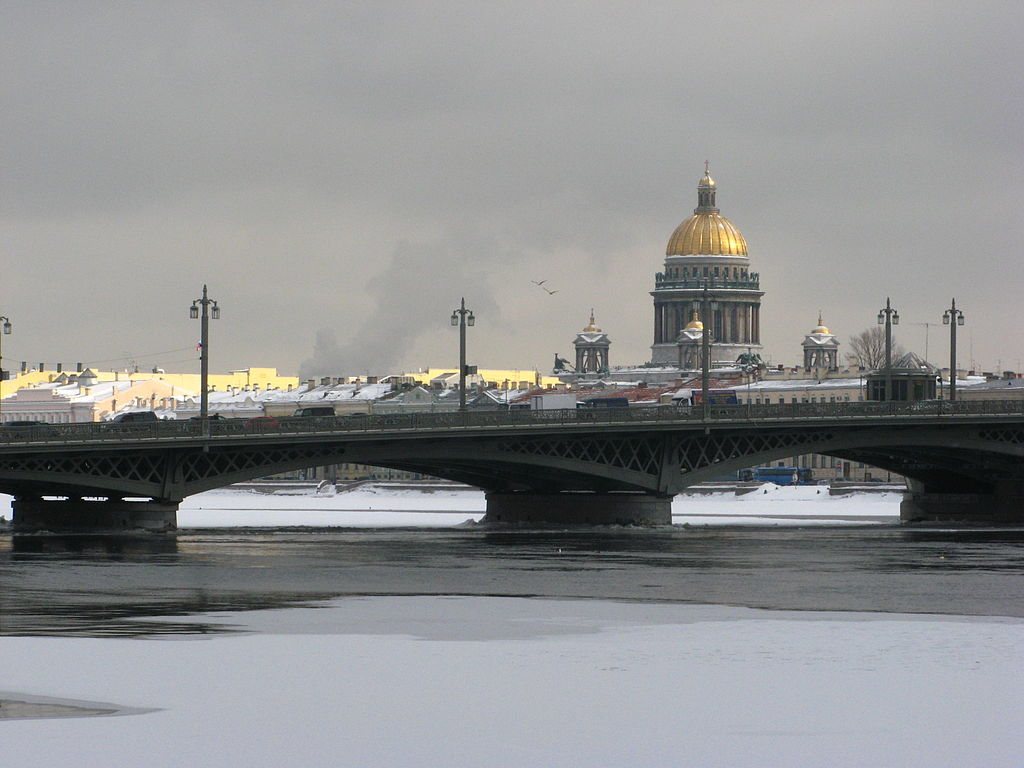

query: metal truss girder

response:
[672,429,837,474]
[495,435,663,476]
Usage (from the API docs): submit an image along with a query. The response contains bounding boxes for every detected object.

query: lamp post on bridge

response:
[877,298,899,401]
[450,298,475,411]
[943,299,965,402]
[0,315,11,425]
[189,285,220,424]
[700,283,718,420]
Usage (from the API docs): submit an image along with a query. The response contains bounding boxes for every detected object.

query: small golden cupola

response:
[811,311,830,335]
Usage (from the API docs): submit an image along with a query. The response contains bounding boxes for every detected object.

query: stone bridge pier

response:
[900,480,1024,524]
[483,492,672,526]
[12,497,179,533]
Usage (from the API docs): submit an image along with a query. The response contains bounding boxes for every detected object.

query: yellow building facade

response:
[1,367,300,402]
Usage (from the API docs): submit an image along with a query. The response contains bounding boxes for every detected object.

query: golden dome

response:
[666,165,748,256]
[811,312,830,335]
[583,309,601,333]
[683,310,703,331]
[666,213,748,256]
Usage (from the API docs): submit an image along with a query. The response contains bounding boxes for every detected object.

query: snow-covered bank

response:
[1,597,1021,767]
[0,484,902,528]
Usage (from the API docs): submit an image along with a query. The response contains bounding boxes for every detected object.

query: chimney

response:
[56,363,63,373]
[367,376,378,384]
[77,362,83,372]
[20,362,27,373]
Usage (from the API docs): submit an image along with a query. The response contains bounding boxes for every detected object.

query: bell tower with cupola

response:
[651,164,764,366]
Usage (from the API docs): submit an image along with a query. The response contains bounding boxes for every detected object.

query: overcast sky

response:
[3,1,1022,379]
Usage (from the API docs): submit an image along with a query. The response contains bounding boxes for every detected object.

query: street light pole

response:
[450,298,475,412]
[0,315,11,425]
[700,283,711,420]
[943,298,965,402]
[877,297,899,401]
[190,285,220,422]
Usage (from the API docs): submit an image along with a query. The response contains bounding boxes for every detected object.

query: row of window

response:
[667,265,748,280]
[756,456,869,470]
[739,395,863,404]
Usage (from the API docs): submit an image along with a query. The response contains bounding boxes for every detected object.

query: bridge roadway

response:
[1,400,1023,531]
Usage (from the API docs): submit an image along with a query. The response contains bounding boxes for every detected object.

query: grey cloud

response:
[1,1,1022,375]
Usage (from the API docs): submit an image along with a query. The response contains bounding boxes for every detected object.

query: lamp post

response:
[943,298,965,402]
[700,283,718,420]
[190,285,220,422]
[450,298,475,411]
[0,315,11,425]
[877,297,899,401]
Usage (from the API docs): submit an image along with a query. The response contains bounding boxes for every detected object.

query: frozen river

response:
[2,486,1023,767]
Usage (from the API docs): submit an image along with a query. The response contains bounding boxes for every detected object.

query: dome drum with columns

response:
[573,311,611,374]
[802,313,840,371]
[651,165,764,366]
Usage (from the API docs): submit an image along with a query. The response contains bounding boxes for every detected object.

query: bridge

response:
[1,400,1023,532]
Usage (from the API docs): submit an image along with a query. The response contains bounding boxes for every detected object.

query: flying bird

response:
[532,280,558,295]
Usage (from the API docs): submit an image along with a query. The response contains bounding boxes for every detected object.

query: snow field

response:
[1,597,1021,768]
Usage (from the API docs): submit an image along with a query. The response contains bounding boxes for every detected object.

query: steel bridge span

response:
[1,401,1022,531]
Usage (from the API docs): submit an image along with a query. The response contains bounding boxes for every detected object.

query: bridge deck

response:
[1,400,1022,452]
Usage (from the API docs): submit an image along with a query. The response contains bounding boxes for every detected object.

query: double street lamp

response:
[877,298,900,401]
[943,298,965,401]
[0,315,11,425]
[450,298,475,411]
[700,283,718,420]
[189,285,220,422]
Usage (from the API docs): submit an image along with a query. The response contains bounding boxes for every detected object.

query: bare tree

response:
[848,327,905,370]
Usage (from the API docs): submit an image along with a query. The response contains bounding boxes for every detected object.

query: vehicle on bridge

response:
[293,406,336,418]
[578,397,629,409]
[111,411,160,423]
[737,466,814,485]
[692,390,739,406]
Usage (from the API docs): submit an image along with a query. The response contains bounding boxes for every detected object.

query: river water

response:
[3,523,1024,637]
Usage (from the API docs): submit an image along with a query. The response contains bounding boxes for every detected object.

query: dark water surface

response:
[2,525,1024,637]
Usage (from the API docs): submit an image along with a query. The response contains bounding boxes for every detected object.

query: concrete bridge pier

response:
[484,491,672,526]
[900,480,1024,524]
[12,497,178,534]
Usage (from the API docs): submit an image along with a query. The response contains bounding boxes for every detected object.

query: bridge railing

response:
[0,398,1022,444]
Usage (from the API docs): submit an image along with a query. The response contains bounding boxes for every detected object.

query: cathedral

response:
[650,165,763,366]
